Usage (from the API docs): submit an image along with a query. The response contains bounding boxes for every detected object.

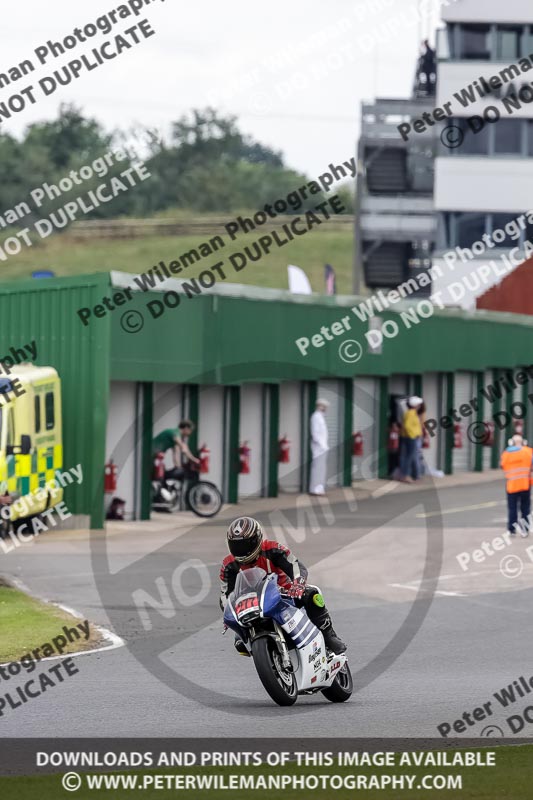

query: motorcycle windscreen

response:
[233,566,267,596]
[224,567,267,630]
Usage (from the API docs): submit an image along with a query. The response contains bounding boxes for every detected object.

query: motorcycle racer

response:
[220,516,347,655]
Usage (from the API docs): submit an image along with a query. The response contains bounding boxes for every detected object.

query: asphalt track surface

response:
[1,477,533,740]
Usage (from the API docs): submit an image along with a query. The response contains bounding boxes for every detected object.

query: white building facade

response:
[432,0,533,307]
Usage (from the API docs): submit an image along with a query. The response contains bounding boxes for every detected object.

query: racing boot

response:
[315,612,347,655]
[234,636,250,657]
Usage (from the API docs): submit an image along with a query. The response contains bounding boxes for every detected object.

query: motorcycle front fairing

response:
[224,568,318,648]
[224,568,288,637]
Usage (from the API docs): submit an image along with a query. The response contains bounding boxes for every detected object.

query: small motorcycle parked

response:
[151,455,222,518]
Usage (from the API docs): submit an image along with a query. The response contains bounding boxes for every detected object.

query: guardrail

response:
[68,216,355,240]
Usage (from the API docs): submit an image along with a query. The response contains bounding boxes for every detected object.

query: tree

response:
[23,104,112,169]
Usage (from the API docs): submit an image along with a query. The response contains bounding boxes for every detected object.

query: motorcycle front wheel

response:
[251,636,297,706]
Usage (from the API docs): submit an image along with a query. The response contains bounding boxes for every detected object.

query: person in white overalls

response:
[309,398,329,496]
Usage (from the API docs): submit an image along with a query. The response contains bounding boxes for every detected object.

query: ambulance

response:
[0,364,63,530]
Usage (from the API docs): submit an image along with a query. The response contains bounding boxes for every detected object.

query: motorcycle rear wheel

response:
[251,636,297,706]
[186,481,222,517]
[321,662,353,703]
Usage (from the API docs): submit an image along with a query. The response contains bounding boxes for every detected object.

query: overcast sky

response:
[1,0,445,177]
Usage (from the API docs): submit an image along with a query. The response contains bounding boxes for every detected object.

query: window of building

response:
[453,118,489,155]
[497,26,522,60]
[6,408,14,450]
[455,213,486,249]
[524,213,533,247]
[34,395,41,434]
[522,26,533,57]
[45,392,55,430]
[437,26,453,60]
[494,119,522,154]
[527,121,533,156]
[458,24,491,60]
[491,213,523,248]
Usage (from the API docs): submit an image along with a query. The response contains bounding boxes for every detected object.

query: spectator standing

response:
[421,39,436,94]
[399,396,423,483]
[416,401,427,477]
[309,399,329,496]
[500,434,533,536]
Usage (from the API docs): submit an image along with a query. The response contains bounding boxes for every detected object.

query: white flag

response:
[287,265,312,295]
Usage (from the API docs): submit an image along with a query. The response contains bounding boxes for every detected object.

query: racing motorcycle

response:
[224,567,352,706]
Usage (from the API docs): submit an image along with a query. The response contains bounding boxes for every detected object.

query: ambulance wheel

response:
[0,517,12,539]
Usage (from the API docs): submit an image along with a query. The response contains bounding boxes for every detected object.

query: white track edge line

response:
[1,577,126,667]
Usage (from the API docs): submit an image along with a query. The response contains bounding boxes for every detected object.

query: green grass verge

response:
[1,746,532,799]
[0,583,96,662]
[0,225,354,294]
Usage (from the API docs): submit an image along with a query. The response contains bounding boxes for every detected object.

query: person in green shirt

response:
[153,420,200,479]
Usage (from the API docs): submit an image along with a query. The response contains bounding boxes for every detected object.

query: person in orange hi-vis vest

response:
[500,434,533,537]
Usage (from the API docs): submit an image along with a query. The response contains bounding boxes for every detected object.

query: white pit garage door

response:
[482,370,494,471]
[197,386,224,492]
[513,371,525,434]
[453,372,474,472]
[527,372,533,444]
[278,382,302,493]
[106,381,138,519]
[239,384,266,498]
[352,377,379,480]
[317,380,343,488]
[421,373,439,473]
[153,383,183,471]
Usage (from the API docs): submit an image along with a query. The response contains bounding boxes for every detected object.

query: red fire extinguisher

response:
[198,443,210,474]
[278,434,290,463]
[104,459,118,493]
[352,431,364,457]
[484,421,495,447]
[514,419,524,435]
[422,425,430,449]
[239,442,251,474]
[453,423,463,449]
[388,423,400,453]
[152,451,165,481]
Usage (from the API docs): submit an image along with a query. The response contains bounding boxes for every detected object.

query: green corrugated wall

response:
[3,271,533,529]
[0,273,112,528]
